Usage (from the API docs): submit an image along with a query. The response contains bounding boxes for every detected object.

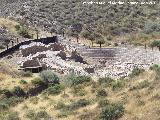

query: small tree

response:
[150,40,160,51]
[96,36,105,48]
[40,70,59,85]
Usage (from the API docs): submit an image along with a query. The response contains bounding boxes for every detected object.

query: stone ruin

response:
[7,35,160,79]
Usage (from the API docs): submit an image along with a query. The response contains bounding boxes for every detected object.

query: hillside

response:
[0,1,160,120]
[0,0,160,44]
[0,61,160,120]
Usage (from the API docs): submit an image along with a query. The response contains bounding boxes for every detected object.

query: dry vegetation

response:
[0,61,159,120]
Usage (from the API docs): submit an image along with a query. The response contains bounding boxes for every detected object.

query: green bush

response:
[23,71,33,77]
[136,80,150,89]
[25,110,36,119]
[0,97,24,111]
[15,25,21,30]
[98,77,115,86]
[56,111,68,118]
[15,25,31,38]
[71,76,91,86]
[98,99,110,108]
[143,20,160,34]
[47,84,64,95]
[68,99,90,110]
[25,110,51,120]
[149,64,160,80]
[130,80,150,90]
[19,79,27,84]
[96,89,108,97]
[54,101,66,110]
[31,77,44,86]
[35,111,51,119]
[40,70,59,84]
[129,68,145,78]
[111,80,125,91]
[149,64,160,71]
[76,89,86,96]
[12,86,26,97]
[99,103,124,120]
[71,85,86,96]
[0,102,9,111]
[6,112,20,120]
[66,74,91,87]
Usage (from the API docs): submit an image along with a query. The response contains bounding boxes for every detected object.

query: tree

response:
[150,40,160,51]
[96,36,105,48]
[40,70,59,85]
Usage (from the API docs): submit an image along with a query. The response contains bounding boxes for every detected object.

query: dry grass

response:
[0,17,19,35]
[9,70,159,120]
[0,60,159,120]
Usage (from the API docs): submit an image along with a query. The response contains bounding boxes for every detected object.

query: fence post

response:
[17,38,19,43]
[12,41,14,47]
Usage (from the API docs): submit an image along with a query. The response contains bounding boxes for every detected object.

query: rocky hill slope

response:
[0,0,160,40]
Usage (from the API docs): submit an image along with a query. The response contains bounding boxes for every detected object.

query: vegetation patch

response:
[98,103,124,120]
[129,68,145,78]
[46,84,65,95]
[130,80,150,90]
[22,71,33,77]
[19,79,27,84]
[15,24,31,38]
[96,89,108,97]
[98,77,115,87]
[67,99,90,110]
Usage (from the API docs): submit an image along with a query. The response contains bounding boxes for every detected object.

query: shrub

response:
[35,111,51,119]
[23,71,33,77]
[136,80,150,89]
[130,80,150,90]
[149,64,160,80]
[12,86,26,97]
[136,99,145,106]
[98,99,110,108]
[129,68,145,78]
[15,25,21,30]
[16,25,31,38]
[71,85,86,96]
[149,64,160,71]
[6,112,20,120]
[0,102,9,111]
[0,45,5,50]
[0,97,23,111]
[96,89,108,97]
[98,77,115,86]
[47,84,64,95]
[76,89,86,96]
[2,89,13,98]
[68,99,90,110]
[71,76,91,86]
[40,70,59,84]
[30,97,39,104]
[99,103,124,120]
[56,111,68,118]
[31,77,44,86]
[25,110,36,119]
[143,20,160,34]
[111,80,125,91]
[26,110,51,120]
[19,79,27,84]
[54,101,66,110]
